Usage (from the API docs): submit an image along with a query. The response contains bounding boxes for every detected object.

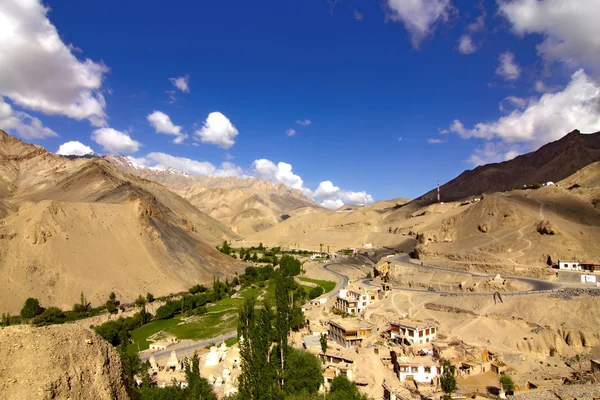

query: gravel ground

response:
[513,384,600,400]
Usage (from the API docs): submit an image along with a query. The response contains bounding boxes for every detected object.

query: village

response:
[137,248,600,400]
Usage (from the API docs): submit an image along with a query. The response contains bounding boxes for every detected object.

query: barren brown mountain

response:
[0,324,130,400]
[0,130,242,313]
[420,130,600,202]
[107,156,323,235]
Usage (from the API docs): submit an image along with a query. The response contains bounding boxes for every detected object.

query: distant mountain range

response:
[0,130,242,313]
[420,130,600,202]
[106,155,324,235]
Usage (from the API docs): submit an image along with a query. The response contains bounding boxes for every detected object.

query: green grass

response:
[297,277,336,293]
[166,310,238,340]
[225,337,239,347]
[207,304,238,313]
[127,315,182,353]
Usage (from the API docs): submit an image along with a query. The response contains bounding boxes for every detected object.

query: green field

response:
[297,277,336,293]
[127,315,182,353]
[166,310,238,340]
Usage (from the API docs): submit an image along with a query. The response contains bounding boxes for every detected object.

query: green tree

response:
[238,296,257,399]
[275,272,292,390]
[146,292,155,303]
[258,242,264,251]
[327,375,368,400]
[135,294,146,308]
[1,312,10,327]
[73,291,90,313]
[20,297,43,319]
[283,348,322,396]
[33,307,65,325]
[109,291,116,301]
[119,348,144,391]
[252,253,258,262]
[499,374,514,394]
[320,334,328,358]
[106,300,117,314]
[440,360,457,400]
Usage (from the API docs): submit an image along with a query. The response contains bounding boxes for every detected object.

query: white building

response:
[362,243,373,248]
[558,260,581,271]
[334,288,375,314]
[395,356,441,383]
[390,321,437,345]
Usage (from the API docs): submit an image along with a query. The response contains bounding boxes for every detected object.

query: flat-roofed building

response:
[390,321,437,345]
[394,355,441,383]
[327,318,376,348]
[334,288,375,314]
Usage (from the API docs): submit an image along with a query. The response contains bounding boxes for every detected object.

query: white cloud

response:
[0,96,57,139]
[91,128,141,154]
[56,141,94,156]
[252,158,374,206]
[296,119,311,126]
[498,0,600,76]
[496,51,521,80]
[385,0,453,48]
[147,111,187,144]
[499,96,529,112]
[353,10,364,21]
[286,129,296,137]
[0,0,109,125]
[165,90,177,104]
[427,138,444,144]
[314,180,374,208]
[141,152,242,177]
[194,112,238,149]
[252,159,304,189]
[322,199,344,209]
[447,69,600,164]
[458,35,476,54]
[169,74,190,93]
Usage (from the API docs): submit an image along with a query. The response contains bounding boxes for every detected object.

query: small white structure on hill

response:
[390,321,437,345]
[334,288,374,314]
[395,356,440,383]
[558,260,581,271]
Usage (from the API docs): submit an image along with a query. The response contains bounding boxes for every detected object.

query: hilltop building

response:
[390,321,437,345]
[327,318,376,348]
[334,287,375,315]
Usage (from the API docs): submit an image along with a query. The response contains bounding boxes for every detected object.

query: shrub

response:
[20,298,43,319]
[33,307,65,326]
[146,292,154,303]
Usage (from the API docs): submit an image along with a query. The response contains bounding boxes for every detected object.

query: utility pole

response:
[437,180,441,204]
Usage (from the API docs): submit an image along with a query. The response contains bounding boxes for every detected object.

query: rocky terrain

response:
[108,155,323,235]
[0,130,242,313]
[0,324,129,400]
[419,130,600,202]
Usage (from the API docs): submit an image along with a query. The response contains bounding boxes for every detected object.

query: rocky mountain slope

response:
[421,130,600,202]
[107,156,324,235]
[0,130,242,313]
[0,324,129,399]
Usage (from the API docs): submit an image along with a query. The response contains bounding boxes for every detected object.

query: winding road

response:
[139,332,237,361]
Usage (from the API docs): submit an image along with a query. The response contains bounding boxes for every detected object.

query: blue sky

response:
[1,0,599,207]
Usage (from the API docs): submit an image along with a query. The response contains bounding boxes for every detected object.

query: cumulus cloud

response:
[251,158,374,207]
[141,152,242,177]
[296,119,311,126]
[0,97,57,139]
[252,159,304,189]
[169,74,190,93]
[496,51,521,80]
[194,112,239,149]
[447,69,600,164]
[457,12,485,54]
[147,111,188,144]
[56,141,94,156]
[385,0,453,48]
[458,35,476,54]
[313,180,374,208]
[498,0,600,76]
[0,0,109,125]
[91,128,141,154]
[285,129,296,137]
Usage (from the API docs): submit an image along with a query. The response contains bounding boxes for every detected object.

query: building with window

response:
[390,321,437,345]
[334,288,375,314]
[394,356,441,383]
[327,318,376,348]
[558,260,581,271]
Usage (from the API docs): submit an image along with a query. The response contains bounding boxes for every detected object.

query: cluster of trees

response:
[236,271,366,400]
[94,307,151,347]
[155,278,234,320]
